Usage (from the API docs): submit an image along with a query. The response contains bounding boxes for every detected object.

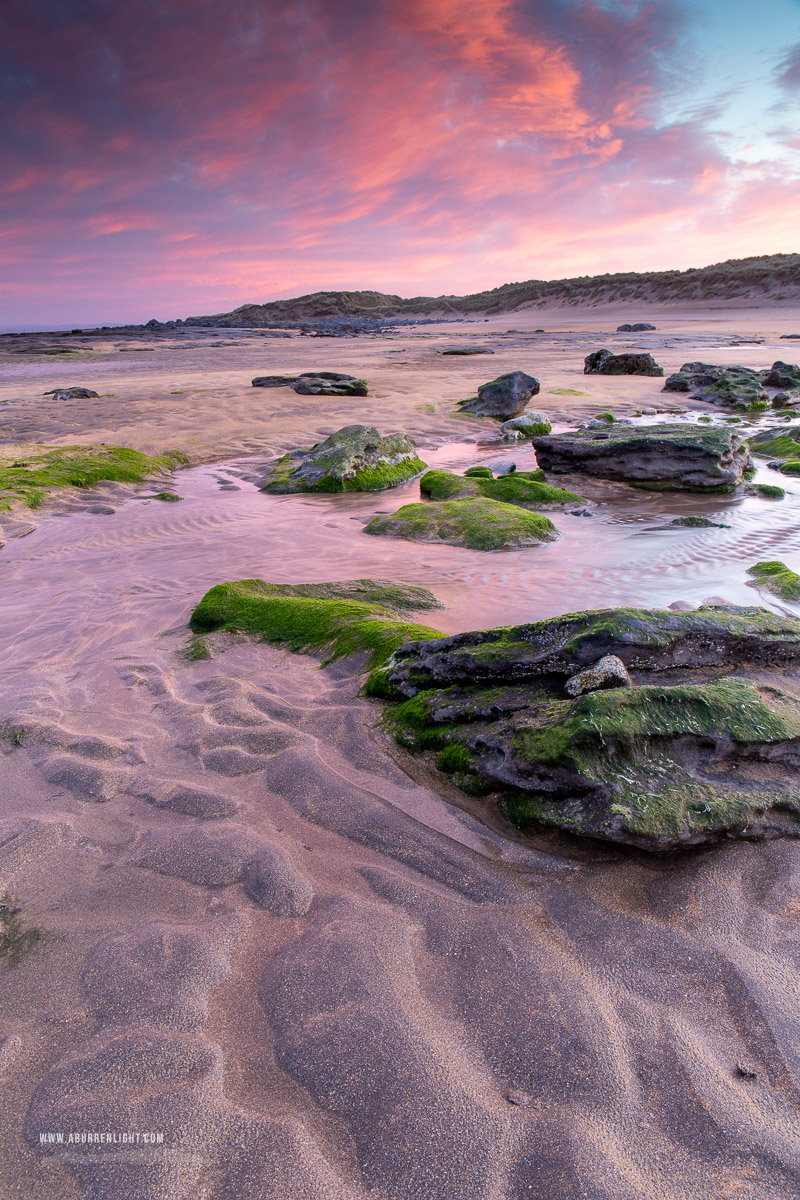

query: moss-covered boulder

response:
[532,423,751,492]
[260,426,426,494]
[373,605,800,851]
[364,497,559,550]
[747,561,800,601]
[584,350,663,376]
[458,371,540,419]
[419,468,583,507]
[190,578,443,668]
[763,361,800,390]
[500,412,551,439]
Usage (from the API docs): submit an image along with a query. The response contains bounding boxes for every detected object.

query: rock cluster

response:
[616,322,656,332]
[252,371,368,395]
[663,361,800,408]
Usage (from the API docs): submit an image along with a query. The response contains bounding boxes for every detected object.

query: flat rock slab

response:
[532,423,751,492]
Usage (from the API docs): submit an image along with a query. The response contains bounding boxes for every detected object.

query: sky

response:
[1,0,799,327]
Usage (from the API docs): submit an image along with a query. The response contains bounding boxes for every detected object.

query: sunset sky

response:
[2,0,799,327]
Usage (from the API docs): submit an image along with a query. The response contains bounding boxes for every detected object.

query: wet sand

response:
[2,304,800,1199]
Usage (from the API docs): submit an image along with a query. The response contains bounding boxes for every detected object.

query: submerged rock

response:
[252,371,368,395]
[440,347,494,355]
[616,323,656,332]
[500,412,551,438]
[458,371,540,419]
[532,423,751,492]
[365,497,559,550]
[670,515,727,528]
[584,350,663,376]
[260,425,426,493]
[373,605,800,851]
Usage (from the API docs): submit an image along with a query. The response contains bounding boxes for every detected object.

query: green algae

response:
[747,561,800,601]
[365,497,559,550]
[0,445,187,509]
[419,468,582,507]
[750,484,786,499]
[261,426,427,494]
[0,895,41,968]
[190,579,442,672]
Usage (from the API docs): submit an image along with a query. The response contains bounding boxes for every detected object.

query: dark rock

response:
[670,515,727,528]
[584,350,663,376]
[532,424,751,492]
[374,605,800,851]
[252,371,368,395]
[261,425,427,493]
[780,334,800,339]
[762,361,800,390]
[440,347,495,355]
[458,371,540,419]
[42,387,99,400]
[616,323,656,332]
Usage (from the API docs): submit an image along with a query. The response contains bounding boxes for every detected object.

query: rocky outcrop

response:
[584,350,663,376]
[663,361,800,407]
[364,497,558,550]
[373,605,800,851]
[458,371,539,419]
[532,424,751,492]
[252,371,368,395]
[260,425,426,493]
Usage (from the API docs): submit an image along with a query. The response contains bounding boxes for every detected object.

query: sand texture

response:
[1,305,800,1198]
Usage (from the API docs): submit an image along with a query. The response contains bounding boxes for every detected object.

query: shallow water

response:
[2,424,799,683]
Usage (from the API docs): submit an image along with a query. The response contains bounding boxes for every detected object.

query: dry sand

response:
[1,303,800,1199]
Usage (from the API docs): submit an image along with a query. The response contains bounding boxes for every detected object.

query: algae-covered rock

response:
[762,361,800,390]
[500,412,551,439]
[458,371,539,419]
[663,363,770,409]
[373,605,800,851]
[748,426,800,463]
[440,347,494,356]
[747,483,786,499]
[190,578,443,669]
[670,515,727,528]
[584,350,663,376]
[365,497,559,550]
[419,468,583,507]
[747,561,800,601]
[252,371,368,395]
[260,425,426,493]
[532,423,751,492]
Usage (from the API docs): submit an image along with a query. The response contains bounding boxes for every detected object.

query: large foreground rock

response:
[584,350,663,376]
[260,425,426,493]
[532,423,751,492]
[458,371,539,419]
[373,606,800,851]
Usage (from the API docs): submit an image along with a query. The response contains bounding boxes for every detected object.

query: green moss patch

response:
[749,483,786,499]
[747,561,800,601]
[190,578,442,672]
[261,426,427,494]
[365,497,559,550]
[0,445,186,510]
[420,468,582,507]
[0,895,41,968]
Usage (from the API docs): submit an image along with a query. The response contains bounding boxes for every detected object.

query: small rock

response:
[616,323,656,332]
[42,387,99,400]
[487,459,516,475]
[735,1063,758,1080]
[565,655,632,697]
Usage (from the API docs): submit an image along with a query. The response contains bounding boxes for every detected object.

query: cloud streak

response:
[0,0,797,324]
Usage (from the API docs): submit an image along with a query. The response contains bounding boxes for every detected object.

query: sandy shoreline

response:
[2,303,800,1199]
